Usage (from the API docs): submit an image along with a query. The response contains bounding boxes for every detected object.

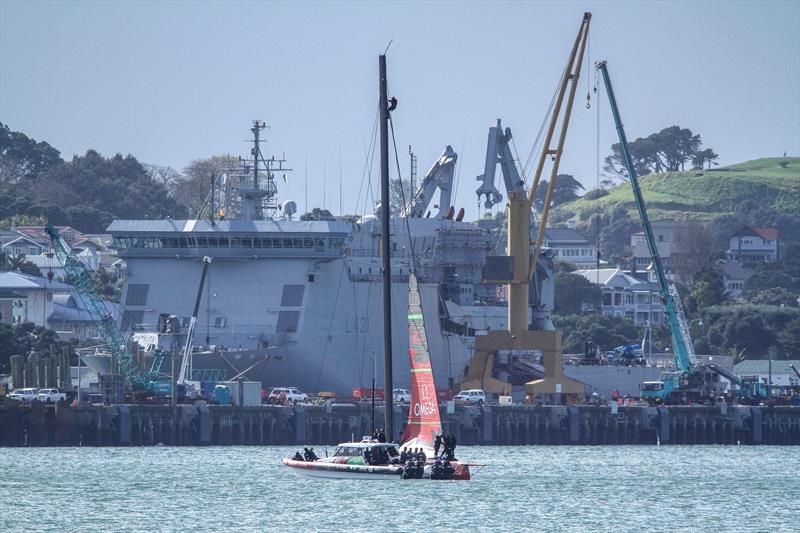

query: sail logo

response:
[413,400,436,417]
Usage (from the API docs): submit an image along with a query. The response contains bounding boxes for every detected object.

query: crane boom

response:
[595,61,693,374]
[45,225,148,389]
[177,256,212,386]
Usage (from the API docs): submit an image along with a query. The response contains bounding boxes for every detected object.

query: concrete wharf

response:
[1,402,798,447]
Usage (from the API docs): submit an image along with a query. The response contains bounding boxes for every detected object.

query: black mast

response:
[379,54,394,441]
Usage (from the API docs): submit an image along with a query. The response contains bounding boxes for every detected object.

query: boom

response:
[45,225,148,389]
[595,61,694,374]
[177,256,212,386]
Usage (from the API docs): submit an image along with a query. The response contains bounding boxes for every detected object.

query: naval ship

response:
[107,121,528,395]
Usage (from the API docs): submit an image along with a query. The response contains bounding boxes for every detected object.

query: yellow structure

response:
[461,13,592,401]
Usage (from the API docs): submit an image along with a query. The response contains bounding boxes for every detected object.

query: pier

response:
[2,402,799,447]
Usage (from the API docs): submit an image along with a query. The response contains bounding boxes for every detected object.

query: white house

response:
[0,271,72,327]
[630,221,687,269]
[544,228,598,267]
[574,268,664,325]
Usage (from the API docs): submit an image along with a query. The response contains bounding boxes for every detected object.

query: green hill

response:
[557,157,800,223]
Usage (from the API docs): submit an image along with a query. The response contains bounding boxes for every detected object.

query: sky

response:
[2,0,799,221]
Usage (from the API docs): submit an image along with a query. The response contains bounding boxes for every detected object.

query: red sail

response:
[401,274,442,450]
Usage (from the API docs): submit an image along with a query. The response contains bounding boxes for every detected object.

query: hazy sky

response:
[2,1,799,220]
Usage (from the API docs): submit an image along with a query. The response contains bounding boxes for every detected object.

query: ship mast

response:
[238,120,292,220]
[379,54,394,441]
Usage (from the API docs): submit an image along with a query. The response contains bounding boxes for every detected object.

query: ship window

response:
[308,274,315,282]
[214,317,227,328]
[315,239,325,249]
[294,238,304,248]
[272,238,281,248]
[242,237,253,247]
[231,237,242,247]
[304,238,313,248]
[218,237,229,247]
[196,237,209,247]
[283,238,293,248]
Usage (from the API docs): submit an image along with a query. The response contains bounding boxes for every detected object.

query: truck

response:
[37,388,67,403]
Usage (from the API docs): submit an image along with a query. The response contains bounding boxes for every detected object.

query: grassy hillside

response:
[556,157,800,223]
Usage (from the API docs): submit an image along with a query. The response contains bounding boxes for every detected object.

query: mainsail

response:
[400,274,442,451]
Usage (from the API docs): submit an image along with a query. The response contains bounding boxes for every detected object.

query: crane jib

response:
[596,63,693,375]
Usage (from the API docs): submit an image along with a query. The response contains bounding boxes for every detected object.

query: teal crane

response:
[45,225,159,390]
[595,62,697,402]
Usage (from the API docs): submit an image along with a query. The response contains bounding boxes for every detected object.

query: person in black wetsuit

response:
[293,451,304,461]
[434,434,442,457]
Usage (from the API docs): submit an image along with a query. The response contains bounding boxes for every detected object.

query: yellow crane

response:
[462,13,591,401]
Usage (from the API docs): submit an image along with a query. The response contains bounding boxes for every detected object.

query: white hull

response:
[282,458,402,480]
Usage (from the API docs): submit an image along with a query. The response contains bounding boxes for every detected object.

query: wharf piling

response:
[1,403,798,447]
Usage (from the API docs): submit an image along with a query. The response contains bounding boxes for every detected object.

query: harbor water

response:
[1,446,796,532]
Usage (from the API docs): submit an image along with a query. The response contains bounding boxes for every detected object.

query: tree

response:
[554,273,601,315]
[2,254,43,277]
[670,222,713,283]
[743,263,797,297]
[300,207,335,221]
[0,122,62,185]
[389,178,414,216]
[0,322,76,373]
[747,288,799,308]
[172,155,238,218]
[778,318,800,358]
[92,265,122,302]
[581,206,639,263]
[533,174,585,211]
[692,148,719,170]
[687,262,727,312]
[557,314,640,353]
[700,304,799,359]
[604,125,708,178]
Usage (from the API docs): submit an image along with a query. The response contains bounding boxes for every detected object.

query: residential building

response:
[631,221,688,269]
[1,234,46,258]
[728,225,779,265]
[544,227,598,267]
[574,268,664,325]
[716,259,751,298]
[0,271,71,327]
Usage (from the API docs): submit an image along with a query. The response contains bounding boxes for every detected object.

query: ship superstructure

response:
[108,123,547,395]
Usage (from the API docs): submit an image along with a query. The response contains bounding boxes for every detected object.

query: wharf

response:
[1,402,799,447]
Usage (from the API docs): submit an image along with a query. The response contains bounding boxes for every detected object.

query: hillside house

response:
[544,228,597,267]
[574,268,664,325]
[728,226,779,266]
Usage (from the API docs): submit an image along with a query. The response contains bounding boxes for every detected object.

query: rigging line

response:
[451,134,466,208]
[523,60,568,179]
[355,108,380,217]
[388,114,419,278]
[314,259,349,391]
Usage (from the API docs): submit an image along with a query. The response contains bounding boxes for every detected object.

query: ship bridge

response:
[108,219,352,260]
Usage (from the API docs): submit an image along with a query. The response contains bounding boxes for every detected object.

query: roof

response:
[106,219,353,235]
[0,235,46,249]
[734,359,800,375]
[573,268,643,288]
[716,259,751,281]
[732,225,779,241]
[544,227,589,243]
[0,271,72,291]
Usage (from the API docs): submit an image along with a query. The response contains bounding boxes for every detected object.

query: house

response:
[717,259,751,298]
[733,359,800,389]
[544,228,598,267]
[0,234,46,258]
[728,226,779,265]
[0,271,72,327]
[630,221,688,269]
[574,268,664,325]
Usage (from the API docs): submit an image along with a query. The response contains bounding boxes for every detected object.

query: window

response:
[614,293,622,306]
[214,317,227,328]
[602,293,612,306]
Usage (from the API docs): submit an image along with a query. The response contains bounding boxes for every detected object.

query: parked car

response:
[38,388,67,403]
[268,387,308,404]
[453,389,486,406]
[8,388,39,403]
[393,388,411,403]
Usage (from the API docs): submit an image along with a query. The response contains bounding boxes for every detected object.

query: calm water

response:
[1,446,797,532]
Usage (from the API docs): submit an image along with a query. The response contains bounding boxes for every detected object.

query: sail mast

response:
[379,54,394,440]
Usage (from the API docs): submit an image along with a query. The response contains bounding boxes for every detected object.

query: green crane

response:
[595,62,699,403]
[45,225,157,390]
